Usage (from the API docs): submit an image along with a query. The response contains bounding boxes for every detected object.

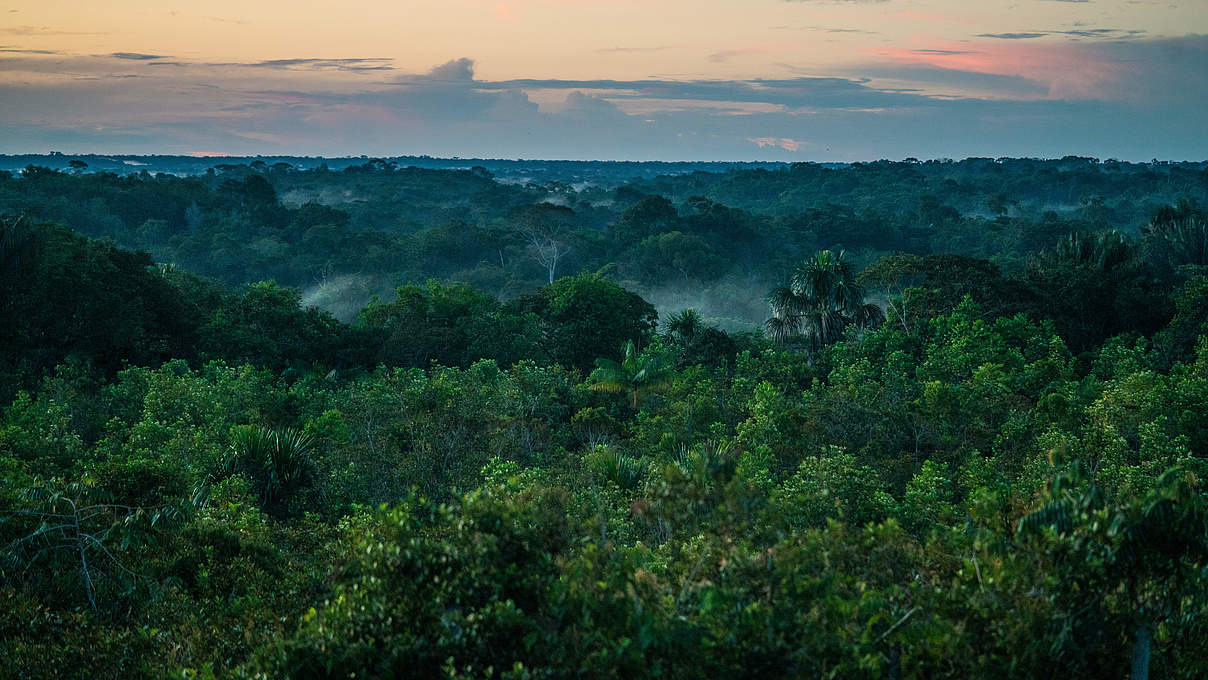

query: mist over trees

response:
[2,156,1205,328]
[2,157,1208,678]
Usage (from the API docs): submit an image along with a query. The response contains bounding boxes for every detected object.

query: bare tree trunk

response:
[1131,625,1150,680]
[888,642,901,680]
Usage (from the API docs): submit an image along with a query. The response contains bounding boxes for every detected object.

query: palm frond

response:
[587,447,646,490]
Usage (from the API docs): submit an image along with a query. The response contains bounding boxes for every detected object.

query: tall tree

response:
[766,249,883,351]
[588,340,673,409]
[504,272,658,372]
[512,202,576,284]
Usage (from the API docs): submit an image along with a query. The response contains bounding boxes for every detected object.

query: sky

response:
[0,0,1205,161]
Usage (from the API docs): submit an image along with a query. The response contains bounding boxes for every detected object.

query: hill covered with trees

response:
[2,158,1208,678]
[2,157,1205,325]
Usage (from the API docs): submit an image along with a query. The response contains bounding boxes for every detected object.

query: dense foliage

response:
[2,160,1208,678]
[3,157,1205,326]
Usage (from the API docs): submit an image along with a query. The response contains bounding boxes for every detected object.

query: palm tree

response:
[231,425,316,516]
[1145,216,1208,270]
[586,446,646,490]
[1036,230,1136,274]
[765,249,884,351]
[663,308,704,346]
[588,340,673,409]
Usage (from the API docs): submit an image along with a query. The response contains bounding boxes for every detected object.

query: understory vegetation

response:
[2,158,1208,678]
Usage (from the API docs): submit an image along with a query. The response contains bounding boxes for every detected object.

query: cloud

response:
[709,49,758,63]
[772,26,881,35]
[979,28,1147,41]
[420,58,474,82]
[872,34,1208,103]
[1057,28,1145,39]
[978,33,1048,40]
[1,25,100,36]
[484,74,922,113]
[749,137,806,151]
[110,52,169,61]
[1,45,1205,162]
[594,46,672,54]
[251,57,394,72]
[850,63,1049,99]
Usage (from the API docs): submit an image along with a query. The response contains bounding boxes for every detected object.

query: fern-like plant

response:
[1145,217,1208,269]
[1034,230,1136,275]
[231,425,316,516]
[586,446,646,490]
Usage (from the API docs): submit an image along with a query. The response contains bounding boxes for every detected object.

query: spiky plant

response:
[672,441,736,485]
[766,249,884,351]
[1145,217,1208,269]
[586,446,646,490]
[663,308,704,345]
[231,425,315,515]
[1034,230,1136,275]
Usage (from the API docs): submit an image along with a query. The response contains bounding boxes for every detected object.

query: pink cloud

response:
[878,40,1132,101]
[749,136,805,152]
[494,3,517,21]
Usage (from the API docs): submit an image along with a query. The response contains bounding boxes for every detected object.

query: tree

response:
[0,219,202,398]
[1153,275,1208,365]
[1035,230,1135,274]
[1017,464,1208,679]
[356,281,540,368]
[230,425,317,518]
[663,308,705,345]
[504,272,659,372]
[766,250,883,351]
[2,480,176,612]
[199,281,357,371]
[1145,215,1208,273]
[857,253,924,334]
[270,483,577,679]
[988,191,1009,216]
[859,253,1043,333]
[512,202,576,283]
[1027,231,1166,353]
[633,231,726,284]
[662,308,738,369]
[589,340,673,409]
[612,194,678,243]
